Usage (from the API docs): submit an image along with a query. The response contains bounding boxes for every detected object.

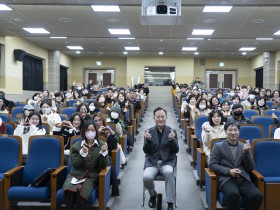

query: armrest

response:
[197,148,206,187]
[205,168,217,210]
[50,166,67,210]
[251,170,265,210]
[99,166,111,210]
[4,166,24,210]
[111,147,120,176]
[120,134,127,157]
[191,135,198,164]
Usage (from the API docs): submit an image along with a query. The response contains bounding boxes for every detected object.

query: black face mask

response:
[234,110,243,117]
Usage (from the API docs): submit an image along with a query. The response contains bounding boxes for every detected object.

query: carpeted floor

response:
[111,86,204,210]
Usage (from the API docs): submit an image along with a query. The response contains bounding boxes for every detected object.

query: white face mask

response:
[229,92,235,97]
[199,104,206,110]
[113,93,118,98]
[34,96,39,100]
[89,105,95,111]
[42,107,51,114]
[77,87,82,90]
[249,94,255,100]
[99,97,105,103]
[85,131,96,140]
[111,112,119,119]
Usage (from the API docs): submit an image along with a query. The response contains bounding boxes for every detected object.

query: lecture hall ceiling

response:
[0,0,280,58]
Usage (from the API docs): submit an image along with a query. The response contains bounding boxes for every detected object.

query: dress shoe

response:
[148,191,157,208]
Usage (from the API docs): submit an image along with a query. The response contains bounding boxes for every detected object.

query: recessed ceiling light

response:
[192,29,214,35]
[23,28,50,34]
[106,19,120,23]
[76,51,81,54]
[182,47,198,51]
[251,19,264,24]
[50,36,67,39]
[0,4,12,11]
[242,52,247,55]
[203,6,232,13]
[145,67,149,70]
[256,38,273,40]
[239,47,256,51]
[194,52,199,55]
[123,51,128,55]
[159,52,163,55]
[59,18,72,23]
[108,29,131,35]
[99,52,104,55]
[124,46,140,50]
[91,5,120,12]
[10,17,24,22]
[273,30,280,35]
[160,39,163,42]
[187,38,204,40]
[67,46,84,50]
[203,18,216,24]
[118,37,135,40]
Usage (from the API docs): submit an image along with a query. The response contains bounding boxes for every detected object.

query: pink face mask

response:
[85,131,96,140]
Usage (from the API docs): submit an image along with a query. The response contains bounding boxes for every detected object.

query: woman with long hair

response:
[63,120,108,210]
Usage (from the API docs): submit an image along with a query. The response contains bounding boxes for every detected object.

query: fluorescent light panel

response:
[125,46,139,50]
[23,28,50,34]
[187,38,204,40]
[123,51,128,55]
[91,5,120,12]
[182,47,197,51]
[118,37,135,39]
[273,30,280,35]
[0,4,12,10]
[192,29,214,35]
[194,52,199,55]
[108,29,130,35]
[67,46,84,50]
[159,52,163,55]
[239,47,256,51]
[50,36,67,39]
[242,52,247,55]
[256,38,273,40]
[203,6,232,13]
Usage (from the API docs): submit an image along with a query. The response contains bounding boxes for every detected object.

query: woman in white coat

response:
[201,110,226,159]
[14,111,46,164]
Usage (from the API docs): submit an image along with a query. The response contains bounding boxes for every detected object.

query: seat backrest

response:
[59,114,68,121]
[0,113,11,122]
[194,115,208,141]
[268,125,277,138]
[239,124,264,144]
[0,136,22,172]
[264,109,280,118]
[251,116,275,138]
[11,107,24,122]
[67,135,82,174]
[14,102,26,107]
[22,135,63,186]
[210,138,246,152]
[243,109,259,120]
[252,139,280,177]
[5,122,16,135]
[69,99,78,107]
[61,107,76,120]
[42,123,50,134]
[266,101,275,109]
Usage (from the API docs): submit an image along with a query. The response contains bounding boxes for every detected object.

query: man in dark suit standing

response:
[209,122,263,210]
[143,107,179,210]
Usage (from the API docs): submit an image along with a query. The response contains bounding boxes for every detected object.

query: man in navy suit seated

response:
[209,121,263,210]
[143,107,179,210]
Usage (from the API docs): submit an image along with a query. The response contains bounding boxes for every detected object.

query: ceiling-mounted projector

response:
[156,5,167,14]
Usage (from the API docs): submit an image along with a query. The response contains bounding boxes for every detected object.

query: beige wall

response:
[71,57,127,86]
[275,51,280,88]
[194,58,253,87]
[127,56,194,85]
[2,37,49,94]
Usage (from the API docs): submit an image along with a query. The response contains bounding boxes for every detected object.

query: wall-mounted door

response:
[206,70,236,89]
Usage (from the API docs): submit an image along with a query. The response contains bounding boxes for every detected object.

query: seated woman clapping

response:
[201,110,226,160]
[14,111,46,164]
[62,120,108,210]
